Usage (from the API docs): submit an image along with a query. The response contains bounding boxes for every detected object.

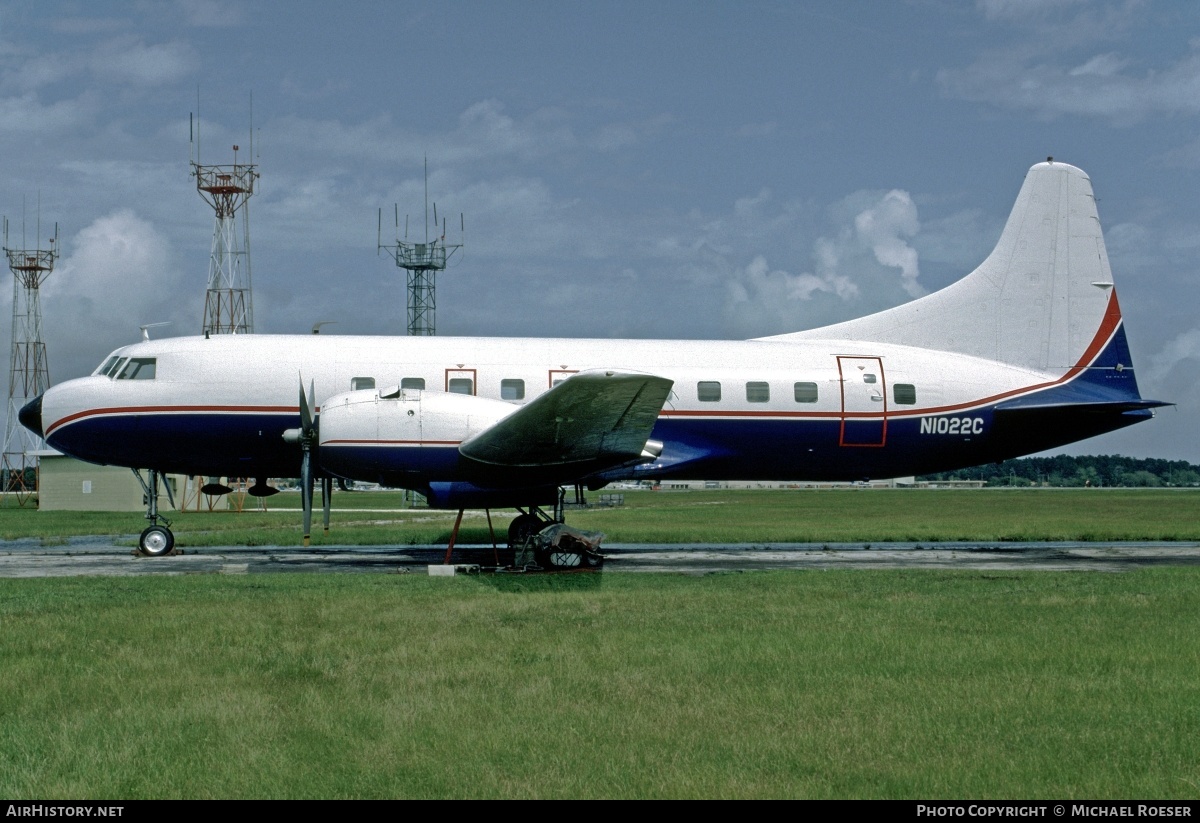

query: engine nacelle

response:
[317,387,516,485]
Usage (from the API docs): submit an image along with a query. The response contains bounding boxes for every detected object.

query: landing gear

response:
[132,468,177,557]
[507,500,567,550]
[542,540,603,570]
[506,493,604,570]
[507,512,545,550]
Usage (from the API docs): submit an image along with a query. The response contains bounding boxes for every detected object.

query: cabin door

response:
[837,356,887,447]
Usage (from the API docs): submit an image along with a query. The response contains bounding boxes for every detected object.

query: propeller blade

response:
[300,450,313,547]
[297,376,319,546]
[299,377,314,433]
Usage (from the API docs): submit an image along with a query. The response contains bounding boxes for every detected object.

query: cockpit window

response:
[117,358,157,380]
[95,355,121,376]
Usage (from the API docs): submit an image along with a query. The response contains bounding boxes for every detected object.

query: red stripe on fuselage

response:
[46,405,299,437]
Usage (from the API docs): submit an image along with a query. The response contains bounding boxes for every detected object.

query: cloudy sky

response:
[2,0,1198,461]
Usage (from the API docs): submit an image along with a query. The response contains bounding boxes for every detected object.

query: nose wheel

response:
[139,524,175,557]
[131,468,178,557]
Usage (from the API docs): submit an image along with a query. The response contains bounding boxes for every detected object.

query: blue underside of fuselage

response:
[46,398,1151,489]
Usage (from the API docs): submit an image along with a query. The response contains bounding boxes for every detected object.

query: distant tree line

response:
[918,455,1200,488]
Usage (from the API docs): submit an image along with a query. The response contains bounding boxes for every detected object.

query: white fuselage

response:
[37,330,1102,505]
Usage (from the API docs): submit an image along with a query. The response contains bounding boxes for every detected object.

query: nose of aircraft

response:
[18,394,43,438]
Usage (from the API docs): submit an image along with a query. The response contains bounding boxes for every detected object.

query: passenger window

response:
[746,382,769,403]
[863,374,877,384]
[501,379,525,400]
[448,378,474,395]
[351,377,375,391]
[794,382,818,403]
[894,384,917,405]
[117,358,156,380]
[401,377,425,390]
[697,381,722,402]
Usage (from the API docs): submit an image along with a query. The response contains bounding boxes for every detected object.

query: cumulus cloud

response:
[939,50,1200,122]
[722,189,924,335]
[1069,52,1130,77]
[41,211,197,380]
[939,4,1200,123]
[1,32,197,96]
[455,100,559,160]
[266,102,573,168]
[3,51,76,93]
[90,37,198,87]
[728,254,855,305]
[853,189,922,298]
[0,93,90,134]
[178,0,245,27]
[588,114,671,152]
[977,0,1086,21]
[269,100,669,171]
[1147,328,1200,383]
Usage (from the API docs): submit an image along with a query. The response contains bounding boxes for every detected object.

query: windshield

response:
[116,358,156,380]
[93,355,121,376]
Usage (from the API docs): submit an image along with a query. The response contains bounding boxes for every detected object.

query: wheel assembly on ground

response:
[507,513,545,550]
[517,522,606,570]
[138,524,175,557]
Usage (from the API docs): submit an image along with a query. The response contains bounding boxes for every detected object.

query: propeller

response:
[283,378,318,546]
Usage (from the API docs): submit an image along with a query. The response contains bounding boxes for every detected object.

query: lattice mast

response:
[378,160,463,335]
[3,217,57,502]
[191,112,258,335]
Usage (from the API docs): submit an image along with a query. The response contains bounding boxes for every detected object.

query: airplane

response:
[19,159,1168,560]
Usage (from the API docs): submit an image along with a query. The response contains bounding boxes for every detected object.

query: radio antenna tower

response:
[191,108,258,335]
[3,214,57,506]
[378,159,463,335]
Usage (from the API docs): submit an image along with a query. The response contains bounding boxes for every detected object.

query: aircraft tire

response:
[507,513,543,550]
[139,524,175,557]
[543,550,583,569]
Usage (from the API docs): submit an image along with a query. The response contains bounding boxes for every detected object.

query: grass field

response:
[0,570,1197,799]
[2,488,1199,546]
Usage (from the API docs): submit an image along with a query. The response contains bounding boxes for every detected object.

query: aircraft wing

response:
[459,370,673,468]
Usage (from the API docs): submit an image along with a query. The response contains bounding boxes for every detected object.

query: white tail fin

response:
[766,160,1116,374]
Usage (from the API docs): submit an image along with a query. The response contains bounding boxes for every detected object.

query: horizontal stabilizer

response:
[459,370,673,468]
